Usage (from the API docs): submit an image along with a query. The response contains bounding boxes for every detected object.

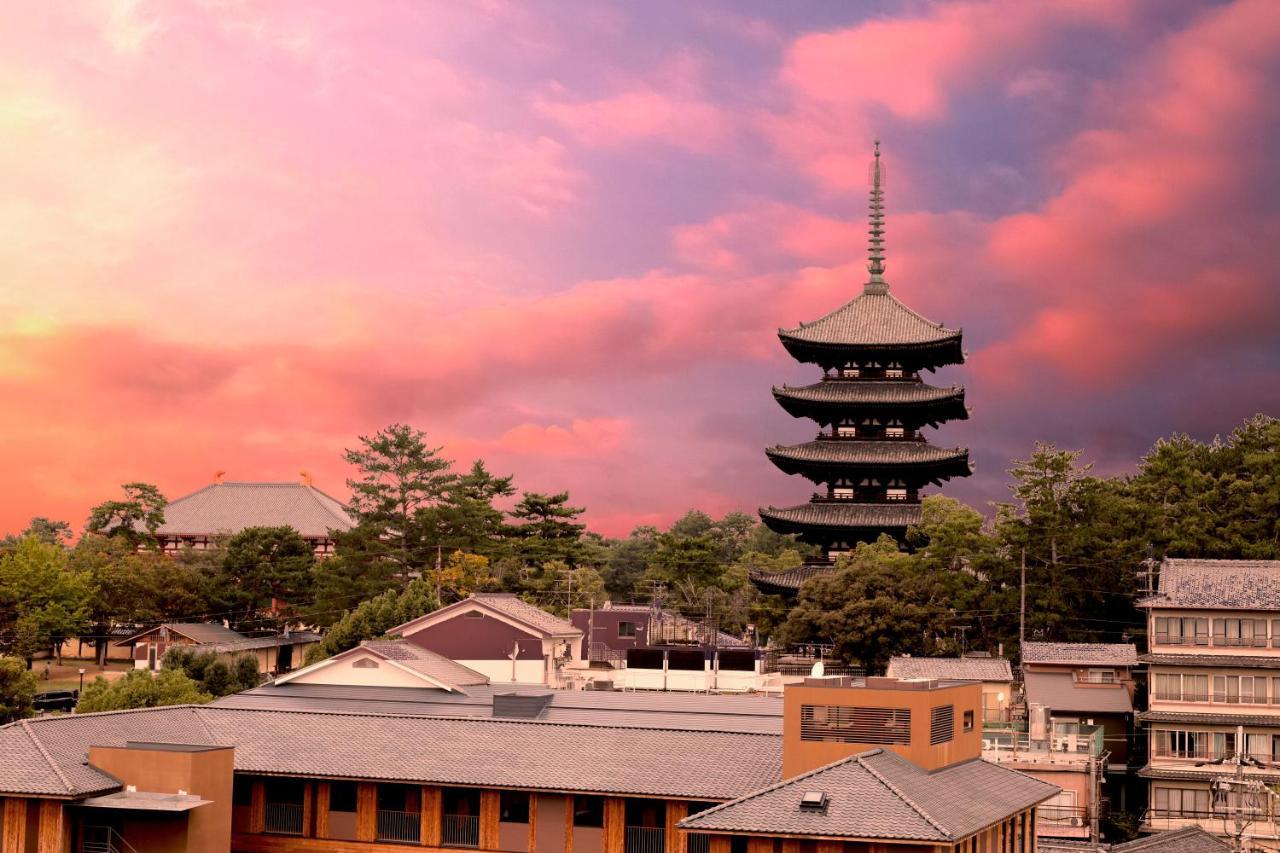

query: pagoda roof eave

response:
[778,335,964,371]
[771,381,967,410]
[758,502,923,538]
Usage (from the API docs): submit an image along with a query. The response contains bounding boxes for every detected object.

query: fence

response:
[442,814,480,848]
[264,802,304,835]
[624,826,666,853]
[685,833,711,853]
[377,810,421,844]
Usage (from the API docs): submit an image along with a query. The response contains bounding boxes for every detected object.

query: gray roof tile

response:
[780,291,959,348]
[360,640,489,687]
[773,381,965,406]
[679,750,1055,841]
[759,502,923,530]
[1022,642,1138,666]
[396,594,579,638]
[1139,559,1280,612]
[1023,672,1134,714]
[153,481,354,539]
[887,656,1013,682]
[1142,653,1280,669]
[767,439,969,468]
[1112,826,1228,853]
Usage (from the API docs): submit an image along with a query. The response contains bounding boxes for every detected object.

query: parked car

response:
[33,690,78,713]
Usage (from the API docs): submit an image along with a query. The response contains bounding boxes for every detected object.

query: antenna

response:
[866,139,888,294]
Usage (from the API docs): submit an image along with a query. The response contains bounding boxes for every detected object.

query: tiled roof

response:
[887,656,1013,682]
[122,622,247,646]
[1138,764,1280,785]
[759,501,923,534]
[1139,558,1280,611]
[1022,642,1138,666]
[1,705,782,800]
[679,750,1055,842]
[772,381,966,407]
[203,632,321,654]
[1023,672,1134,714]
[767,439,970,469]
[780,291,960,348]
[395,593,579,639]
[1142,653,1280,669]
[361,640,490,687]
[153,481,354,539]
[747,563,837,593]
[1139,709,1280,727]
[216,683,783,734]
[1111,826,1229,853]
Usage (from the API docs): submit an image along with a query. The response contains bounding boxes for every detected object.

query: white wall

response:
[288,651,438,688]
[458,658,547,684]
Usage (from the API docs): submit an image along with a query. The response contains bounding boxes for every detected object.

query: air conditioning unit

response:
[1069,817,1084,828]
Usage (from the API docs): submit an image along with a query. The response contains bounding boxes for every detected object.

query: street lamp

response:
[78,668,86,693]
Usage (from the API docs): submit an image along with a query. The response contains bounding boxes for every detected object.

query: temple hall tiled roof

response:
[1138,558,1280,611]
[747,563,839,593]
[0,705,782,800]
[1022,642,1138,667]
[767,439,970,468]
[679,750,1055,842]
[772,380,965,407]
[759,502,923,530]
[887,656,1013,682]
[153,481,354,539]
[779,291,960,348]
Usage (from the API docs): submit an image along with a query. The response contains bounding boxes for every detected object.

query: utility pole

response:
[1019,548,1027,651]
[434,545,442,605]
[1233,724,1245,853]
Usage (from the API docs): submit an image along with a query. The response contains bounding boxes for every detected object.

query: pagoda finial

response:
[866,139,888,295]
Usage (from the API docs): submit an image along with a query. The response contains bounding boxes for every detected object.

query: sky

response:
[2,0,1279,538]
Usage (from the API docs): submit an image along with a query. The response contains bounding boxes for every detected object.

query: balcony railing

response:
[442,814,480,848]
[377,810,421,844]
[685,834,711,853]
[983,724,1105,759]
[264,802,304,835]
[1038,804,1089,830]
[624,826,666,853]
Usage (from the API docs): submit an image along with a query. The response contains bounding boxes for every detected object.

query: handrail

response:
[82,826,140,853]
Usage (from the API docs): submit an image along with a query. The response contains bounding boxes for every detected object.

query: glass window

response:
[963,710,975,732]
[233,776,255,806]
[573,795,604,828]
[329,781,358,813]
[617,621,637,638]
[499,792,529,824]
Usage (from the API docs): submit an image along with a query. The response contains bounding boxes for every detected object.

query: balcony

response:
[263,802,304,835]
[442,814,480,848]
[376,810,421,844]
[983,724,1106,769]
[625,826,666,853]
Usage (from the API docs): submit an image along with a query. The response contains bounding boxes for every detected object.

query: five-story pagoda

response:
[755,143,972,594]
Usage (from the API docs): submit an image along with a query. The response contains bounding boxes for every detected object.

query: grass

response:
[33,659,133,692]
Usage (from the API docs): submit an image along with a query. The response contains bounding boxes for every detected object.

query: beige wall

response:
[286,651,437,688]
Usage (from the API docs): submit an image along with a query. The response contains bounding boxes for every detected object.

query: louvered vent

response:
[929,704,954,745]
[800,704,911,744]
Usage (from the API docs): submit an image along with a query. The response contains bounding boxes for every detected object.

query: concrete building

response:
[1138,558,1280,848]
[887,654,1015,724]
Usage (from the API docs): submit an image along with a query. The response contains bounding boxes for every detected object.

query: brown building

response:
[121,623,320,676]
[0,676,1055,853]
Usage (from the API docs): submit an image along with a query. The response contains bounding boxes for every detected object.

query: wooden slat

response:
[665,800,688,853]
[232,834,464,853]
[422,786,442,847]
[356,783,378,842]
[479,789,501,850]
[815,842,842,853]
[709,837,732,853]
[747,838,775,853]
[564,795,575,853]
[251,780,266,835]
[302,782,314,838]
[603,797,625,853]
[2,799,27,853]
[36,800,65,853]
[315,783,330,840]
[527,791,537,853]
[781,841,802,853]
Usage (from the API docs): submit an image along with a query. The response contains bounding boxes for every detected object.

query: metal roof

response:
[0,704,782,800]
[1139,558,1280,612]
[152,481,354,539]
[887,656,1013,683]
[679,750,1055,842]
[1022,642,1138,666]
[1022,672,1134,714]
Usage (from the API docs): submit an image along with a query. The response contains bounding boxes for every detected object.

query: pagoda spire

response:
[866,140,888,295]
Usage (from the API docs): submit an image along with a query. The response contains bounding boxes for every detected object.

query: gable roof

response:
[391,593,580,639]
[274,640,488,692]
[1021,642,1138,667]
[120,623,246,646]
[0,704,781,801]
[1138,558,1280,611]
[1110,826,1229,852]
[153,481,354,539]
[1023,672,1133,715]
[887,656,1013,683]
[679,749,1056,842]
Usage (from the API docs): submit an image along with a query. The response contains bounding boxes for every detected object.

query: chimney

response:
[214,470,226,484]
[300,471,313,487]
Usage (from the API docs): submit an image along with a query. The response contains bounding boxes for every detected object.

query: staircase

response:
[82,826,140,853]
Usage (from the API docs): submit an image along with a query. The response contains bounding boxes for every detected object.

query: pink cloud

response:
[535,85,728,152]
[483,418,633,458]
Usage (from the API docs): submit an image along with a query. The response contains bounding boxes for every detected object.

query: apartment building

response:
[1139,558,1280,847]
[0,676,1056,853]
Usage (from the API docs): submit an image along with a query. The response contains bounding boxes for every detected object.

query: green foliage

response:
[509,491,587,566]
[70,534,206,622]
[1,517,73,550]
[0,537,95,662]
[205,526,316,631]
[602,526,658,599]
[162,647,260,697]
[0,656,38,723]
[85,482,168,544]
[305,577,439,664]
[433,461,516,557]
[77,669,212,713]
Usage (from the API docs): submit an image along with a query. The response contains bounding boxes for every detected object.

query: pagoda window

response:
[886,419,905,438]
[832,478,854,500]
[886,479,908,501]
[837,418,857,438]
[841,362,860,378]
[885,361,904,378]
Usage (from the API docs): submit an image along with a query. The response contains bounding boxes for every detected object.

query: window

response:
[1213,618,1269,647]
[464,610,484,619]
[1154,672,1208,702]
[617,621,637,639]
[1154,787,1211,818]
[1154,616,1209,646]
[499,792,529,824]
[1085,669,1116,684]
[329,781,358,813]
[1161,730,1209,759]
[800,704,911,744]
[1273,620,1280,648]
[1212,731,1235,760]
[930,705,955,745]
[963,710,975,732]
[233,776,254,806]
[837,419,857,437]
[1213,675,1269,705]
[352,658,379,669]
[573,795,604,828]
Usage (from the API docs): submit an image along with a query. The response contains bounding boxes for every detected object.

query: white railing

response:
[625,826,666,853]
[264,802,304,835]
[81,827,139,853]
[377,809,421,844]
[442,814,480,848]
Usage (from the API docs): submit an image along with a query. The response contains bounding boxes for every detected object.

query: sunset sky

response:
[2,0,1279,537]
